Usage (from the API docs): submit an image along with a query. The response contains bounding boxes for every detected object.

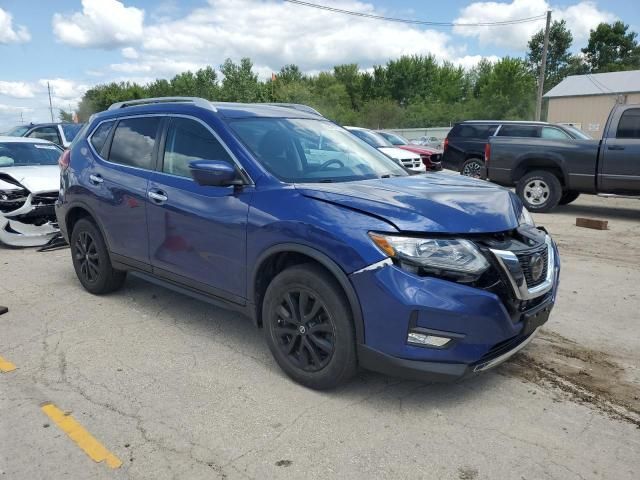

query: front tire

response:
[460,158,485,178]
[516,170,562,213]
[262,264,357,390]
[70,218,126,294]
[559,190,580,205]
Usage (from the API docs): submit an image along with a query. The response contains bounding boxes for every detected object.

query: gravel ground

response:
[1,194,638,480]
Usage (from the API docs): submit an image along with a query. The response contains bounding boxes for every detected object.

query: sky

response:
[0,0,638,129]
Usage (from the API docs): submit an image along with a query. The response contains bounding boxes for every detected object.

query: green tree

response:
[476,57,536,119]
[582,21,640,72]
[333,64,363,110]
[59,109,73,122]
[527,19,573,90]
[360,98,403,129]
[219,58,263,102]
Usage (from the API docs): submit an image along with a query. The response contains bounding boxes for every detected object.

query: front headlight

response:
[518,207,535,227]
[369,232,489,281]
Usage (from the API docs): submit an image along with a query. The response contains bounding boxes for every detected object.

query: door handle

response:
[608,145,625,150]
[89,174,103,184]
[148,190,168,203]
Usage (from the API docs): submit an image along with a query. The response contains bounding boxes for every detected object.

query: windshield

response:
[561,125,591,139]
[348,128,392,148]
[6,126,30,136]
[0,142,62,167]
[378,131,408,146]
[229,118,408,183]
[61,123,84,141]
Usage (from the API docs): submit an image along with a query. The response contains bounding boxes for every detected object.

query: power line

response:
[282,0,547,27]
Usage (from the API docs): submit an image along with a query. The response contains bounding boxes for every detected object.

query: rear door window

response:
[616,109,640,139]
[497,125,540,138]
[108,117,161,169]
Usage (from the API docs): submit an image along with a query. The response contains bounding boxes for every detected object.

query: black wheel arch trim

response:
[63,200,112,251]
[249,243,366,345]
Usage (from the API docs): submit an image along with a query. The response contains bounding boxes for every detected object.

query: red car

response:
[377,131,443,171]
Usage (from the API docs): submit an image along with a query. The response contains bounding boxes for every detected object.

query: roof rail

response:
[265,103,323,116]
[108,96,216,112]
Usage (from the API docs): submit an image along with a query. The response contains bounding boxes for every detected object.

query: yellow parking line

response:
[41,403,122,469]
[0,355,16,373]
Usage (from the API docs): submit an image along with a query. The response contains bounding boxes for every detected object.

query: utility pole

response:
[535,10,552,121]
[47,82,54,122]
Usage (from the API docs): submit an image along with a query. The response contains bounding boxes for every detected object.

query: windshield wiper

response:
[318,178,334,183]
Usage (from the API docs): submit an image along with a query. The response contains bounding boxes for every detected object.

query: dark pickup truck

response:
[487,104,640,212]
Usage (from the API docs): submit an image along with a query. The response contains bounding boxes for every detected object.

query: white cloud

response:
[0,7,30,44]
[138,0,459,76]
[453,0,615,50]
[121,47,139,59]
[557,1,616,42]
[0,81,35,99]
[52,0,144,48]
[0,104,32,113]
[37,79,90,109]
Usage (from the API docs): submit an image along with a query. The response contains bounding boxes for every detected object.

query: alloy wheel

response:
[524,180,550,206]
[274,290,335,372]
[74,231,100,283]
[462,160,483,178]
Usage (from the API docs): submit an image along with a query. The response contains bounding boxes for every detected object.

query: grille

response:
[516,245,549,288]
[401,158,422,169]
[32,192,58,205]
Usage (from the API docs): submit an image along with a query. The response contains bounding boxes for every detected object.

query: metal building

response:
[544,70,640,138]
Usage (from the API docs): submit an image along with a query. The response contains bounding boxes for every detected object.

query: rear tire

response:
[262,264,357,390]
[460,158,485,178]
[70,218,126,294]
[516,170,562,213]
[559,190,580,205]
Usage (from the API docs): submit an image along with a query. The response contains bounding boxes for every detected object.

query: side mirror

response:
[189,160,241,187]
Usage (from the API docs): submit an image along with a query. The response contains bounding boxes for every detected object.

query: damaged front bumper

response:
[0,192,59,247]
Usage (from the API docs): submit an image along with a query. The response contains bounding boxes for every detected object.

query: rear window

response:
[451,124,498,139]
[497,125,539,138]
[108,117,161,169]
[0,142,62,167]
[617,109,640,139]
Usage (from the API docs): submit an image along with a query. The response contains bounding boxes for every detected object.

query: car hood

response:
[377,146,420,160]
[397,144,441,156]
[296,174,520,233]
[0,165,60,193]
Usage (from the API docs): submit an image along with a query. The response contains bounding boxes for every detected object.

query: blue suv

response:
[56,97,560,389]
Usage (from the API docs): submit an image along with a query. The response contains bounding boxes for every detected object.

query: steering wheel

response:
[319,159,345,170]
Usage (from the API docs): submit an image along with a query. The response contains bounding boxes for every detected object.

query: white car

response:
[344,126,425,173]
[0,137,62,247]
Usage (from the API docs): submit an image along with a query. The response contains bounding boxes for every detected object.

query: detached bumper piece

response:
[0,191,59,247]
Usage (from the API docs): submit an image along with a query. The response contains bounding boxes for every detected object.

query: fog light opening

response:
[407,332,451,348]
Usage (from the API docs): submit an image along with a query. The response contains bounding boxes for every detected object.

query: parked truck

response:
[486,104,640,212]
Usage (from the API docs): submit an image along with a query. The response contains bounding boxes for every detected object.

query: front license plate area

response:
[522,306,551,337]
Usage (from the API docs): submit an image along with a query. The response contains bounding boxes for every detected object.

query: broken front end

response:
[0,178,59,247]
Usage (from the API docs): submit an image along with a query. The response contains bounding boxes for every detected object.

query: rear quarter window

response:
[89,121,115,156]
